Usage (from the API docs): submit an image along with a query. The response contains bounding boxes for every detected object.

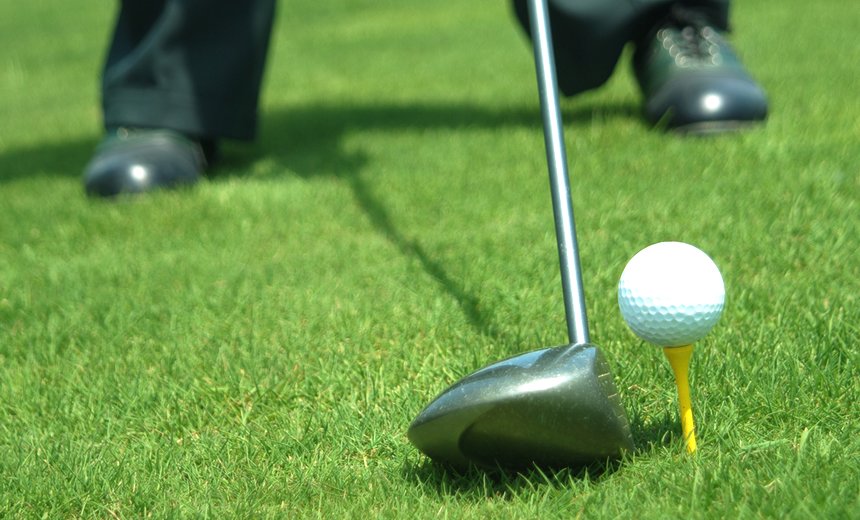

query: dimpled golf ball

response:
[618,242,725,347]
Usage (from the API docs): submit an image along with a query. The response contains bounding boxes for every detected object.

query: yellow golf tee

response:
[663,344,697,454]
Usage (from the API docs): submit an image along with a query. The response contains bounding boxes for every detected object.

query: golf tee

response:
[663,344,697,454]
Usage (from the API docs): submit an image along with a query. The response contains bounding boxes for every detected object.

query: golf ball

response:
[618,242,725,347]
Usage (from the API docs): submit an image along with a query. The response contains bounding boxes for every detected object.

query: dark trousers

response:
[102,0,276,140]
[101,0,728,140]
[511,0,729,95]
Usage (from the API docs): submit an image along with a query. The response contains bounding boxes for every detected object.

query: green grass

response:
[1,0,858,517]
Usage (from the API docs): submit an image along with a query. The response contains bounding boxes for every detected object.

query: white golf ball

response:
[618,242,725,347]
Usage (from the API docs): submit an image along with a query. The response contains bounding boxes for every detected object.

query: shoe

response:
[633,18,768,133]
[83,128,215,197]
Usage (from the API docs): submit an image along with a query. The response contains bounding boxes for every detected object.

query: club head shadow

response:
[407,343,634,470]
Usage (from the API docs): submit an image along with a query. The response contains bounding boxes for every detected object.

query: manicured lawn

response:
[1,0,857,517]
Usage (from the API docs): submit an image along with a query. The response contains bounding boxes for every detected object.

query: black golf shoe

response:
[83,128,215,197]
[633,19,768,133]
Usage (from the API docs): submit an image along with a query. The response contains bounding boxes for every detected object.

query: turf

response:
[1,0,858,517]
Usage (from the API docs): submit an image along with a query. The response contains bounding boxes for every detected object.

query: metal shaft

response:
[527,0,590,345]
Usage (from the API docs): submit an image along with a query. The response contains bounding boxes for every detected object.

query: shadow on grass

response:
[628,410,681,449]
[401,457,624,499]
[400,404,678,497]
[233,99,639,180]
[348,167,507,341]
[0,99,637,345]
[0,137,96,183]
[233,100,636,343]
[0,99,637,185]
[400,413,676,497]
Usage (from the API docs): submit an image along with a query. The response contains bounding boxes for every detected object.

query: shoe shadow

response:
[0,137,96,184]
[0,99,636,185]
[215,99,639,179]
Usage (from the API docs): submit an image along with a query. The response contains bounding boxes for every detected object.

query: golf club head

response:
[408,343,634,470]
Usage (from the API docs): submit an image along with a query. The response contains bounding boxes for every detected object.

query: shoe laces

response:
[658,24,724,68]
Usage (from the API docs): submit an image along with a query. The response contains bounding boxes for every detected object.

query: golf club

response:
[407,0,634,469]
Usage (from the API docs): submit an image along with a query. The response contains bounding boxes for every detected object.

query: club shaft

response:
[527,0,590,345]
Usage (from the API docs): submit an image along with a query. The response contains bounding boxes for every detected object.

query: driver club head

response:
[407,343,634,470]
[407,0,635,472]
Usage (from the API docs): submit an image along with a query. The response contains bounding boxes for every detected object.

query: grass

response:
[1,0,858,517]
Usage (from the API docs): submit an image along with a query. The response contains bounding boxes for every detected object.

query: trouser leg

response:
[511,0,730,96]
[101,0,276,140]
